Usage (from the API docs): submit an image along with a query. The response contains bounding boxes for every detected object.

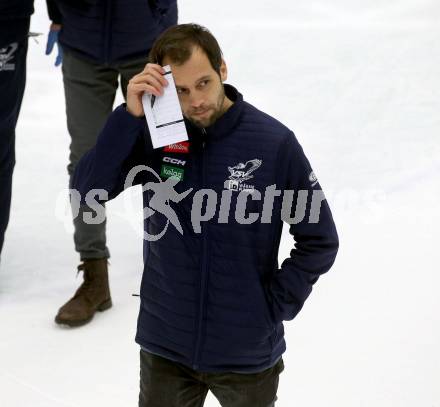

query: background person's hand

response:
[45,24,63,67]
[126,63,169,117]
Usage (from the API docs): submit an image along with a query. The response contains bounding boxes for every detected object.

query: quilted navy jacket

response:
[46,0,177,64]
[72,84,339,373]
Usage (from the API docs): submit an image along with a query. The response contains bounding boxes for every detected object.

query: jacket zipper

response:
[192,128,208,370]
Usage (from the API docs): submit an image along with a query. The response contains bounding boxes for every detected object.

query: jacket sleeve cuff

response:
[46,0,62,24]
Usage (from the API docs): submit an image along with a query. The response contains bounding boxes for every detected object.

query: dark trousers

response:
[62,48,148,260]
[139,349,284,407]
[0,37,28,256]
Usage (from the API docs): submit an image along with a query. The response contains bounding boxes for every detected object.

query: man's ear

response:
[220,59,228,82]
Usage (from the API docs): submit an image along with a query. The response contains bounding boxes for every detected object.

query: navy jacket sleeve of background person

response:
[0,0,34,48]
[71,84,339,373]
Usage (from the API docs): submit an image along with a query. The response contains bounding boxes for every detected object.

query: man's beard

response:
[186,86,226,129]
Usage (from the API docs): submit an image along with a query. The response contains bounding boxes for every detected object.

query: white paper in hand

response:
[142,65,188,149]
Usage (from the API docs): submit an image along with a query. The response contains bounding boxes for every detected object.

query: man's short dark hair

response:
[148,23,223,76]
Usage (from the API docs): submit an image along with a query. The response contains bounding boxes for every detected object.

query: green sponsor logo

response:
[160,164,184,181]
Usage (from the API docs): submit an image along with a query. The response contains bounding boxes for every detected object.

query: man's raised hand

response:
[126,63,169,117]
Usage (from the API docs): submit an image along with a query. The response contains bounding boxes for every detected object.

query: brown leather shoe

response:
[55,258,112,327]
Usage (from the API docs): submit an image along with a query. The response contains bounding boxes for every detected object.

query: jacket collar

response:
[186,84,244,145]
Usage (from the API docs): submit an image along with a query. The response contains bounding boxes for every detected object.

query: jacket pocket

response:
[261,276,277,325]
[258,278,276,328]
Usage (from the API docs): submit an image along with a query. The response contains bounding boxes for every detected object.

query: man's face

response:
[163,47,230,128]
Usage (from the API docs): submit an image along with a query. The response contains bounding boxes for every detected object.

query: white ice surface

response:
[0,1,439,406]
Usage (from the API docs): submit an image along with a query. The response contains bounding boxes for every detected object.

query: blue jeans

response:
[139,349,284,407]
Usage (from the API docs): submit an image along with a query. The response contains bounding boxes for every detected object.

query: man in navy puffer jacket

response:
[45,0,178,327]
[72,23,339,407]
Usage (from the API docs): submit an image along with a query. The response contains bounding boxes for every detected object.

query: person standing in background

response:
[0,0,34,262]
[45,0,178,327]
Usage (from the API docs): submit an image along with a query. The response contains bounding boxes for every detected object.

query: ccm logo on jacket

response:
[162,156,186,166]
